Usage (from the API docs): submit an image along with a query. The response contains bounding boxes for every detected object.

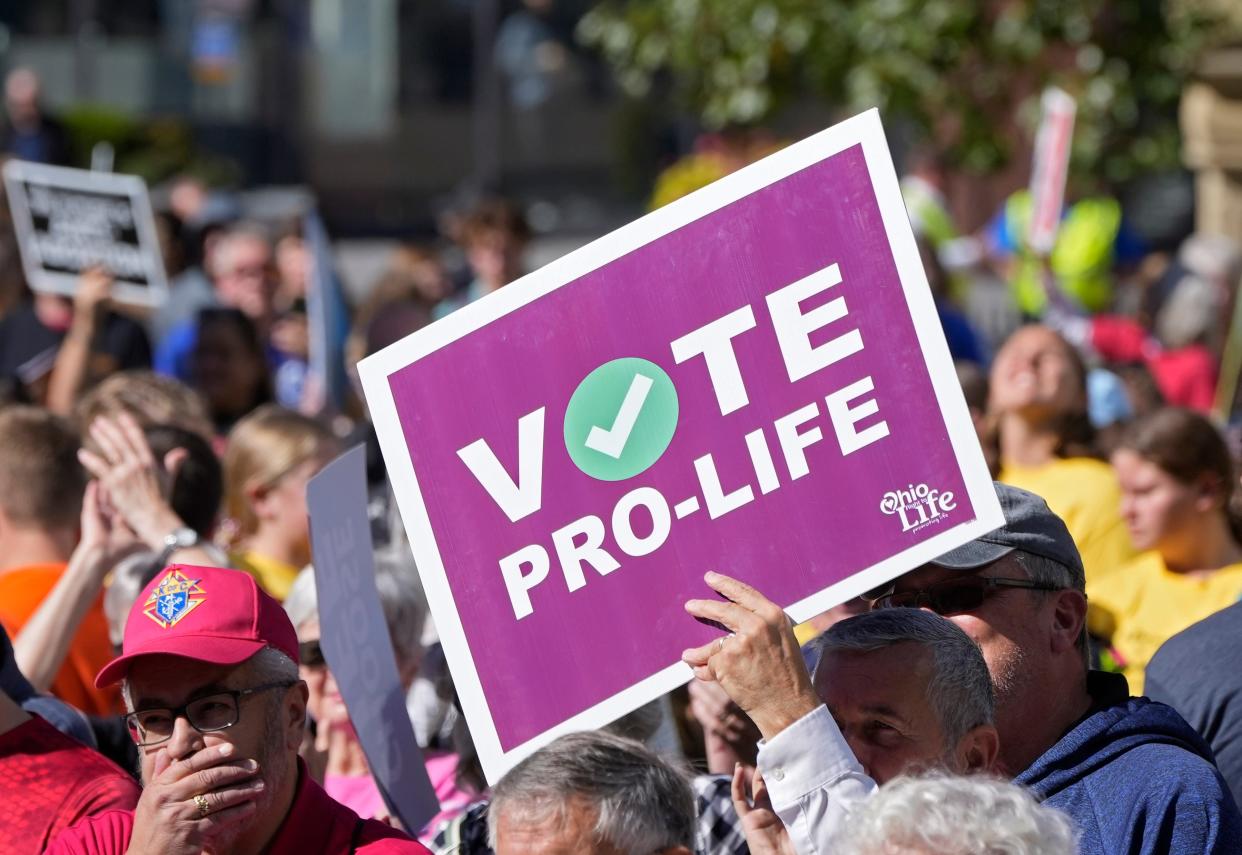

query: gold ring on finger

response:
[193,793,210,818]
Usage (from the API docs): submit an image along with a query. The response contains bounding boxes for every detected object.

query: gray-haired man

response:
[724,609,998,854]
[809,608,998,784]
[488,730,695,855]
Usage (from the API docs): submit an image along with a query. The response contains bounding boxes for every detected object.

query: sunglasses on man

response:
[869,575,1062,615]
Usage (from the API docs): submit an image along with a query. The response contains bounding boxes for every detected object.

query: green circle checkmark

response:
[564,357,679,481]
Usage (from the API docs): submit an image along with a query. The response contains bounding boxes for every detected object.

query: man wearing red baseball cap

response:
[48,565,431,854]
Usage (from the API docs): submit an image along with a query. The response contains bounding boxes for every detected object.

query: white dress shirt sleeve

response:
[755,704,877,854]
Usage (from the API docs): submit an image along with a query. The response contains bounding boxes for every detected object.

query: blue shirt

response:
[154,318,304,411]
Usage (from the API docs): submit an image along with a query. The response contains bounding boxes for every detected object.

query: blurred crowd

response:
[3,64,1242,855]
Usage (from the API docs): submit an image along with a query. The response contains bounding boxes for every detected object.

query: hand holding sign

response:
[683,572,821,741]
[2,161,168,306]
[361,109,1003,780]
[72,266,114,325]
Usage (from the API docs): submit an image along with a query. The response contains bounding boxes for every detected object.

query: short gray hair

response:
[838,772,1079,854]
[1013,551,1090,666]
[211,222,271,276]
[284,555,428,670]
[103,550,163,648]
[813,608,994,748]
[372,551,427,668]
[487,731,694,852]
[245,646,299,684]
[1014,550,1084,593]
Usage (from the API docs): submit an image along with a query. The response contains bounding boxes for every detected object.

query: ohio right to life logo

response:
[880,483,957,533]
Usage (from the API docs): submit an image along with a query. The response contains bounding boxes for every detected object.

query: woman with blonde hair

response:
[221,404,339,600]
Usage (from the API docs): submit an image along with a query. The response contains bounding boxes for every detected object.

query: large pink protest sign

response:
[360,110,1002,781]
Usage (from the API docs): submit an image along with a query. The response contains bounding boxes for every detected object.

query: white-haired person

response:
[283,554,473,830]
[487,730,695,855]
[838,772,1078,855]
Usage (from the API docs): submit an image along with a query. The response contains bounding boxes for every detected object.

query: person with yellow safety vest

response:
[987,190,1147,317]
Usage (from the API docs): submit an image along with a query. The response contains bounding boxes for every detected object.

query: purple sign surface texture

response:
[361,109,1002,781]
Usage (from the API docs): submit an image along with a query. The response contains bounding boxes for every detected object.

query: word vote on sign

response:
[361,109,1002,781]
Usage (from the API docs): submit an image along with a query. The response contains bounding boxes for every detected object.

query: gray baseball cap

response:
[929,483,1085,583]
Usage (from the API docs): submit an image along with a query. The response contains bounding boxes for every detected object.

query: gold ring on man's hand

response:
[193,793,210,818]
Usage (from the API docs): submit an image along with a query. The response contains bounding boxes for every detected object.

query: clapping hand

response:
[78,412,186,548]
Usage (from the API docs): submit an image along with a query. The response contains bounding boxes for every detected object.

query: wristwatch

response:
[157,527,200,567]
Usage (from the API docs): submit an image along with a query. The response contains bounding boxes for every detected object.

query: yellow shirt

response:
[794,623,819,646]
[231,550,300,602]
[999,457,1137,639]
[1089,551,1242,694]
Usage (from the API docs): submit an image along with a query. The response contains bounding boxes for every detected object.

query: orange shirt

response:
[0,563,120,716]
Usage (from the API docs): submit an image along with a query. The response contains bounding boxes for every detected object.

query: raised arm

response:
[684,571,876,854]
[46,267,112,416]
[14,482,141,690]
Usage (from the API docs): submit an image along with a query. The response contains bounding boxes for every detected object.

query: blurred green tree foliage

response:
[578,0,1232,184]
[60,106,239,186]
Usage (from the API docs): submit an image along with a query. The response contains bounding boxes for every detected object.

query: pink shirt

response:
[326,751,476,837]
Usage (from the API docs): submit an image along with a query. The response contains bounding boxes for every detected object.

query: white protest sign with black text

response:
[3,160,168,306]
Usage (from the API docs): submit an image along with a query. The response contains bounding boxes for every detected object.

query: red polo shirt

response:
[0,715,139,855]
[46,759,431,854]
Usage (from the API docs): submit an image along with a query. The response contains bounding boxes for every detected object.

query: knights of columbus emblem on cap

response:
[143,570,207,629]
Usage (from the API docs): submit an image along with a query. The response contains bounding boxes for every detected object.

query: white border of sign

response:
[360,108,1005,783]
[2,160,169,306]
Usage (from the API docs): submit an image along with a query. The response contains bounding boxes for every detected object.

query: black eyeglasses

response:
[299,640,326,669]
[125,681,295,746]
[869,576,1061,615]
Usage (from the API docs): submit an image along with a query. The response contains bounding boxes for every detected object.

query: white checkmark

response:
[585,373,654,459]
